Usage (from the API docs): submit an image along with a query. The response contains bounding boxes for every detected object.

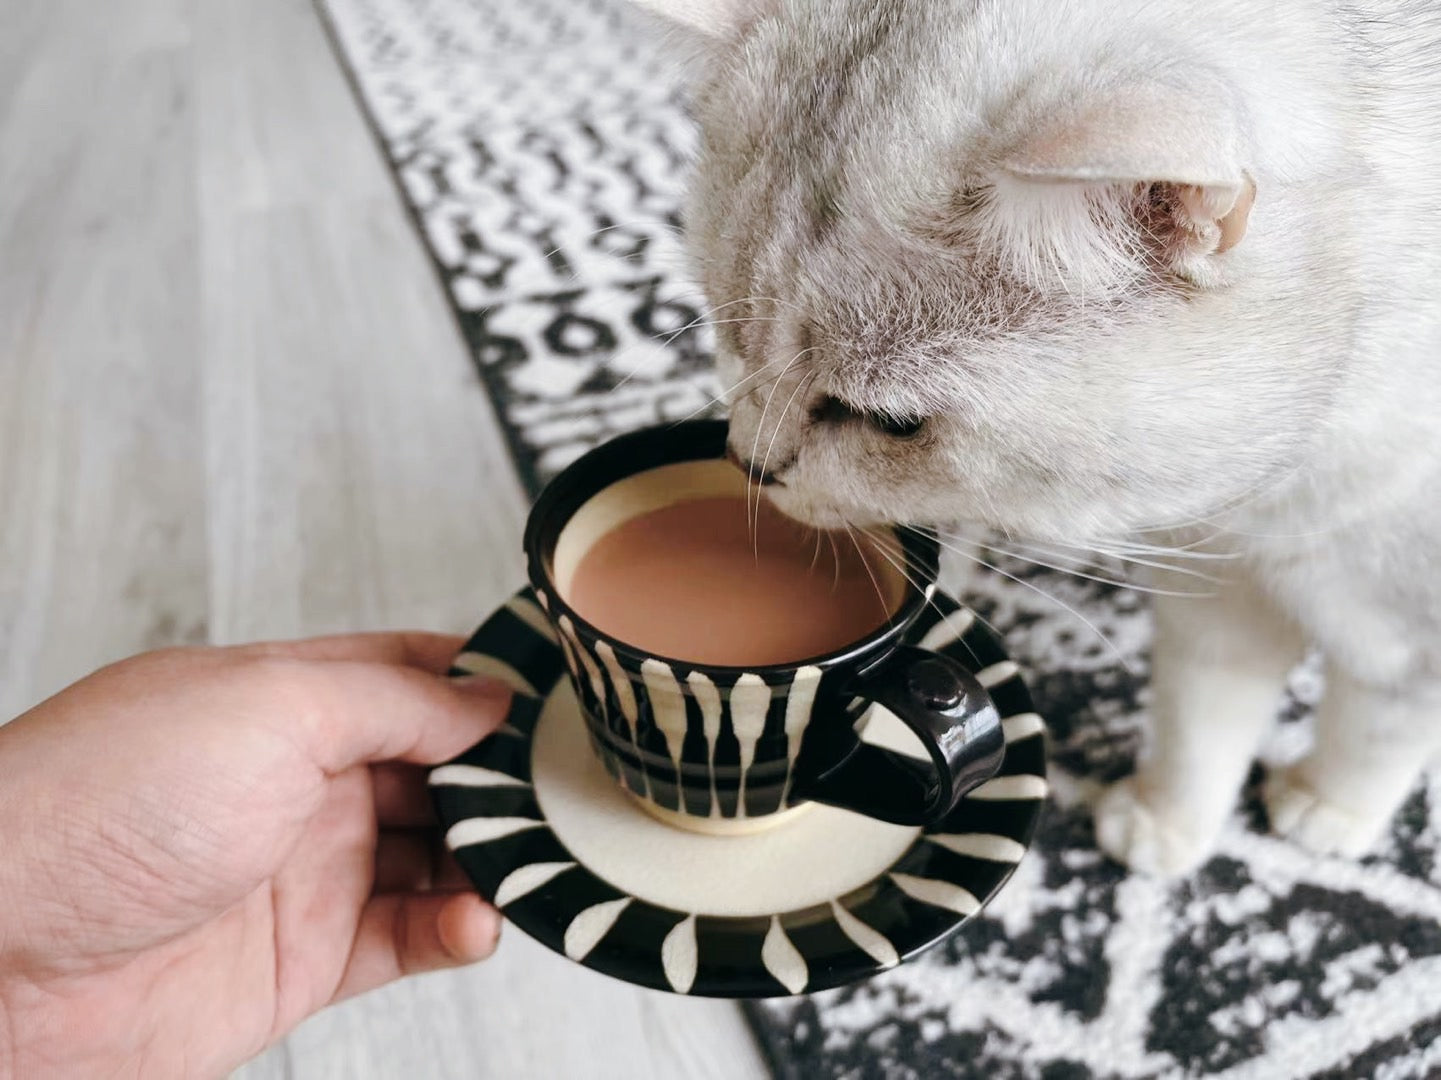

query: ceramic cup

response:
[524,419,1005,834]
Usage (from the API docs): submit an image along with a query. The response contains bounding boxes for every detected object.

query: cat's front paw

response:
[1093,779,1215,876]
[1264,769,1386,857]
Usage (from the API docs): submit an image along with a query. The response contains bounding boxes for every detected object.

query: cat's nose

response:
[725,444,783,486]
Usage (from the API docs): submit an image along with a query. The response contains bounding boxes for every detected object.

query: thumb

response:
[286,661,513,773]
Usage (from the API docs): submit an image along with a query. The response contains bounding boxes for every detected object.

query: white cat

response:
[632,0,1441,874]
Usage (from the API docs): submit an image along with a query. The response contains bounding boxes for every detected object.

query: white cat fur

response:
[634,0,1441,873]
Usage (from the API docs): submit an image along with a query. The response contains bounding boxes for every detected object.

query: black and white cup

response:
[525,420,1005,834]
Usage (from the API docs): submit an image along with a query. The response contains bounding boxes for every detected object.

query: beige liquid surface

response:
[566,496,901,666]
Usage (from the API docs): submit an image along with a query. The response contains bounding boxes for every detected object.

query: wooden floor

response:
[0,0,767,1075]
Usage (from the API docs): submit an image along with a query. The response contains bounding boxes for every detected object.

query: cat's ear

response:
[999,82,1256,281]
[629,0,770,38]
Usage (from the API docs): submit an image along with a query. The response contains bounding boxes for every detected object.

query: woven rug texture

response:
[318,2,1441,1075]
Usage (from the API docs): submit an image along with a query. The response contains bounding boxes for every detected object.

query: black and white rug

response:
[318,1,1441,1075]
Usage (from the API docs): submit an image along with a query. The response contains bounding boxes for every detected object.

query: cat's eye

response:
[810,395,858,425]
[870,413,926,439]
[811,395,925,438]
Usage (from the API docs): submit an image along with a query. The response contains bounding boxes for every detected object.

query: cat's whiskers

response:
[653,289,808,319]
[858,526,986,669]
[1043,532,1242,564]
[747,348,817,542]
[657,295,774,333]
[904,525,1136,674]
[607,315,780,395]
[539,219,685,267]
[939,533,1214,599]
[667,354,799,427]
[755,370,821,558]
[842,524,894,631]
[545,225,695,289]
[1199,519,1344,543]
[758,367,818,484]
[1184,473,1355,542]
[653,312,778,350]
[597,289,795,398]
[1094,534,1231,557]
[945,527,1222,589]
[1010,536,1225,584]
[1096,541,1238,565]
[605,295,780,394]
[755,366,820,546]
[934,520,1208,574]
[1126,459,1311,539]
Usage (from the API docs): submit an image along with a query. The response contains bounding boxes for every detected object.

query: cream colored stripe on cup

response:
[729,674,771,817]
[641,659,689,768]
[687,671,723,818]
[554,631,583,694]
[558,616,606,702]
[778,666,822,805]
[595,639,648,798]
[595,640,638,724]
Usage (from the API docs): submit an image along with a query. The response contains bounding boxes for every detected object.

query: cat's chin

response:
[755,489,888,532]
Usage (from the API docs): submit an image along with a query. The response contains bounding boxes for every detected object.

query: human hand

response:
[0,633,511,1078]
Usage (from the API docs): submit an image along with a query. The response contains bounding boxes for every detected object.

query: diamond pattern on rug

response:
[323,0,719,489]
[318,1,1441,1075]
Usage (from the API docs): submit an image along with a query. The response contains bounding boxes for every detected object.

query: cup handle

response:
[790,645,1006,826]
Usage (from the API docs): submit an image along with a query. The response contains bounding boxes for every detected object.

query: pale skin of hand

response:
[0,633,512,1079]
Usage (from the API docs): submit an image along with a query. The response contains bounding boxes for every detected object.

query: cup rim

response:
[523,419,941,677]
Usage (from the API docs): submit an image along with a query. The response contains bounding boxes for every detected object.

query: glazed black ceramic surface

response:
[524,419,1006,828]
[431,588,1048,998]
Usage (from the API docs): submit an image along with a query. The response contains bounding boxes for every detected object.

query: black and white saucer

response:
[430,589,1047,998]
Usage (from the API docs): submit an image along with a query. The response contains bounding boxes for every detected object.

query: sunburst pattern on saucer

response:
[431,589,1047,998]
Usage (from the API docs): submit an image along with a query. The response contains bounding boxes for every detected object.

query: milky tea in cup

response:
[564,486,901,667]
[525,420,1005,834]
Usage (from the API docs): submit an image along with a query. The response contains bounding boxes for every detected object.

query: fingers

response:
[229,629,513,773]
[373,832,434,893]
[334,892,501,1003]
[373,830,471,893]
[238,631,467,675]
[371,763,435,827]
[291,663,512,774]
[371,766,473,891]
[433,847,470,890]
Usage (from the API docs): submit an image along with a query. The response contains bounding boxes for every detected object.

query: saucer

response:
[430,589,1047,998]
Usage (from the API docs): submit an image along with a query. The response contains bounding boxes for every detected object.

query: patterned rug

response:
[317,2,1441,1076]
